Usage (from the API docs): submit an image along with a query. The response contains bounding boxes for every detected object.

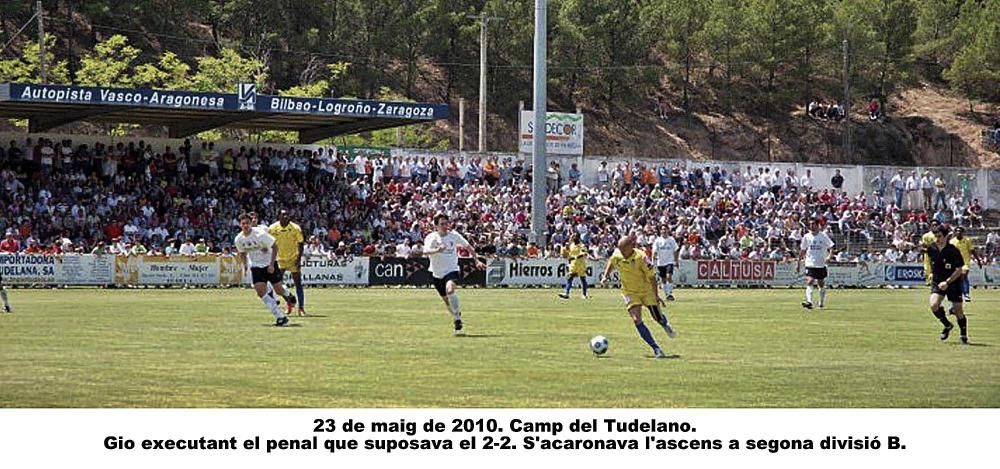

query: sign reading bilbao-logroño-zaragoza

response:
[519,111,584,155]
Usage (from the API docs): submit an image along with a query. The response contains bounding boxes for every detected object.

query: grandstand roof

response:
[0,83,449,143]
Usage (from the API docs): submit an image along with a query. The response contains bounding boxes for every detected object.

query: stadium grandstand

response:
[1,130,998,270]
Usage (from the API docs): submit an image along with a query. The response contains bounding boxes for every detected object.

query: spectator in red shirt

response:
[23,240,44,254]
[0,231,20,252]
[105,221,124,240]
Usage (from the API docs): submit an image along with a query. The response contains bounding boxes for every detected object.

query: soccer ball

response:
[590,335,609,355]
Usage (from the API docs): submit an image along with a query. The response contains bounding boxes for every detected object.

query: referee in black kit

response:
[926,224,970,345]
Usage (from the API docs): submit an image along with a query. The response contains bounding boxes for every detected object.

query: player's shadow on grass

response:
[456,333,500,338]
[261,323,304,328]
[959,342,990,347]
[645,354,682,360]
[302,314,328,318]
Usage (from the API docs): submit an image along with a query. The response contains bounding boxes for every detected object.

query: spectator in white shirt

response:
[919,171,933,210]
[904,171,919,210]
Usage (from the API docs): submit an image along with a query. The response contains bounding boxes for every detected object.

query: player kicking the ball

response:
[601,235,677,359]
[234,213,296,326]
[422,214,485,335]
[797,218,834,309]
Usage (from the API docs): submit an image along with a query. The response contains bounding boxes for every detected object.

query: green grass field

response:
[0,287,997,407]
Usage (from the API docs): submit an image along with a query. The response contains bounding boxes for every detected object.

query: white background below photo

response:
[0,409,996,468]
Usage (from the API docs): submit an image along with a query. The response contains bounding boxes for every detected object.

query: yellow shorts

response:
[569,264,588,278]
[277,257,300,273]
[621,290,657,310]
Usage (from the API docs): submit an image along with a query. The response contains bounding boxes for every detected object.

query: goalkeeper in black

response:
[926,224,970,345]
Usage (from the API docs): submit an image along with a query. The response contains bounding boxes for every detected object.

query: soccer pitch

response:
[1,287,997,408]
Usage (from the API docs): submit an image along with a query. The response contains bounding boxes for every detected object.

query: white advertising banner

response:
[487,258,611,286]
[56,254,115,285]
[519,111,584,155]
[114,255,223,285]
[0,253,113,285]
[282,256,369,285]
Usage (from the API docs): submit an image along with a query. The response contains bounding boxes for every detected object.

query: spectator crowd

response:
[0,136,998,265]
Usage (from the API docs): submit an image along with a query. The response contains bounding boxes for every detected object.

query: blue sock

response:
[564,277,573,296]
[635,322,659,351]
[581,278,588,297]
[963,277,970,296]
[295,283,305,308]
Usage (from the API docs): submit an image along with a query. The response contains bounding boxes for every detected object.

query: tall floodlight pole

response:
[468,13,502,153]
[530,0,547,246]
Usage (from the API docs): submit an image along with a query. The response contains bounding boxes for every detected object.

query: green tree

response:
[642,0,709,110]
[944,0,1000,107]
[0,34,69,84]
[190,48,267,93]
[76,35,141,87]
[703,0,749,110]
[133,52,193,90]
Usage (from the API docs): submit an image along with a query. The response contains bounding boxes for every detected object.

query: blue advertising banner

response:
[0,83,234,110]
[0,83,449,120]
[258,95,448,120]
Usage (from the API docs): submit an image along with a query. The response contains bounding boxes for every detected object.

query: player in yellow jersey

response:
[269,209,306,316]
[600,236,677,358]
[950,226,983,302]
[920,220,940,286]
[558,234,590,300]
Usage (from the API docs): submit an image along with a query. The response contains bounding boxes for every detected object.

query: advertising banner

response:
[0,253,113,285]
[55,254,115,285]
[486,258,611,286]
[114,255,222,285]
[368,257,485,287]
[0,253,58,284]
[519,111,584,155]
[284,256,369,285]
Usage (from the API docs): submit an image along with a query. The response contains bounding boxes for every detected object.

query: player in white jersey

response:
[796,217,835,309]
[651,225,680,301]
[422,214,485,335]
[249,211,296,309]
[234,213,294,326]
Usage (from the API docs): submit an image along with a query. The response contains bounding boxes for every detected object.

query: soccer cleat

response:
[297,308,307,317]
[666,294,675,301]
[557,293,569,299]
[285,302,294,315]
[960,336,970,345]
[2,304,10,313]
[581,294,589,299]
[818,302,825,308]
[663,323,678,339]
[275,316,290,327]
[963,295,971,303]
[453,319,465,336]
[654,348,666,359]
[801,301,813,310]
[940,324,953,341]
